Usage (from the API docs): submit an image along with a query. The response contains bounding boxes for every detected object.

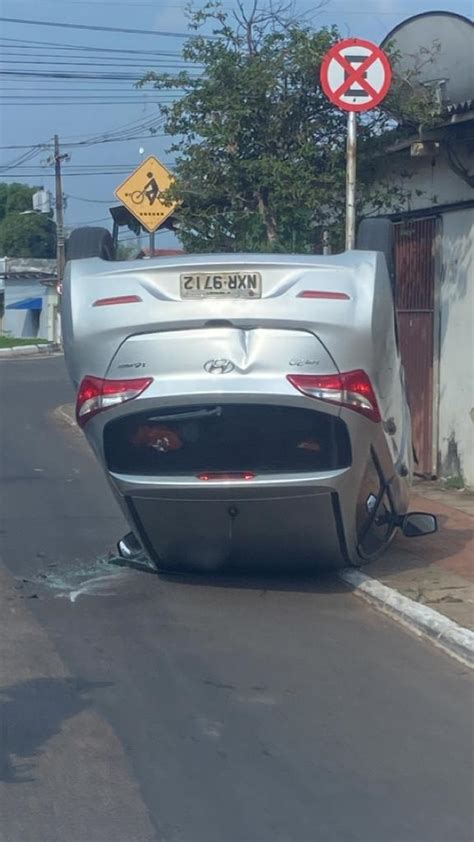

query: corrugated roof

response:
[0,272,57,281]
[446,100,474,115]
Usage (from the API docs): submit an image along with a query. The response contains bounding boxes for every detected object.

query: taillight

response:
[287,370,381,423]
[297,291,350,300]
[76,375,153,427]
[92,295,142,307]
[197,472,255,481]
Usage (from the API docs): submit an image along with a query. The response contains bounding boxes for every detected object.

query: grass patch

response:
[0,336,49,348]
[443,475,465,490]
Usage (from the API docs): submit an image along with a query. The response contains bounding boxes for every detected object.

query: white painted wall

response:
[371,136,474,486]
[3,279,43,338]
[2,279,58,341]
[372,140,473,213]
[438,209,474,487]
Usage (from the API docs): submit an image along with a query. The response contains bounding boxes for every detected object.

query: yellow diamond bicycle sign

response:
[115,155,177,233]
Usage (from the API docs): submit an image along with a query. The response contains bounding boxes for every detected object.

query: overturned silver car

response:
[62,229,436,572]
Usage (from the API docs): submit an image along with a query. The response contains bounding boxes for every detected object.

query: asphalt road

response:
[0,355,472,842]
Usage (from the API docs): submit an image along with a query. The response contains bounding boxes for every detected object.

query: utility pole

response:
[51,135,69,343]
[54,134,66,285]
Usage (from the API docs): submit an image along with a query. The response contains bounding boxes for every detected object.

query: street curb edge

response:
[0,343,62,358]
[339,567,474,667]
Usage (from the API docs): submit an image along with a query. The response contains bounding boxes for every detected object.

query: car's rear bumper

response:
[107,469,352,570]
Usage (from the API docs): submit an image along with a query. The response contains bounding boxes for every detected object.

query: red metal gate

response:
[394,218,436,475]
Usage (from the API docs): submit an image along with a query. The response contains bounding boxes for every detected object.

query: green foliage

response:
[116,242,138,259]
[0,212,56,258]
[138,2,427,252]
[0,182,55,257]
[383,40,444,129]
[0,336,49,348]
[0,182,39,221]
[443,475,465,490]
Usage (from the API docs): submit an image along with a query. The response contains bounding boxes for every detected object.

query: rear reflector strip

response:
[297,291,350,300]
[93,295,142,307]
[198,472,256,481]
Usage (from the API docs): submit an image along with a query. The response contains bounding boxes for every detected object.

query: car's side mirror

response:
[117,532,143,560]
[401,512,438,538]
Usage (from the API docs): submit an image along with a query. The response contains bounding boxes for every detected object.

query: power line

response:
[0,102,169,106]
[0,16,214,40]
[1,58,196,67]
[0,97,174,101]
[0,113,168,158]
[1,70,192,79]
[67,195,118,204]
[11,0,232,7]
[0,36,189,57]
[0,171,170,176]
[0,146,43,172]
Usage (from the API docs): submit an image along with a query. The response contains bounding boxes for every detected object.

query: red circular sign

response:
[320,37,392,112]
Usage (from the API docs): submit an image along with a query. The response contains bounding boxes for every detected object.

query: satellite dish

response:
[381,12,473,107]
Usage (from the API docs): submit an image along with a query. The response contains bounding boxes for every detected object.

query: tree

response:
[0,182,38,221]
[0,212,56,258]
[139,1,413,253]
[116,242,138,260]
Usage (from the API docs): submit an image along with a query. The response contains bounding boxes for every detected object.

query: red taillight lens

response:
[287,370,381,423]
[92,295,142,307]
[76,375,153,427]
[197,472,255,481]
[297,291,350,300]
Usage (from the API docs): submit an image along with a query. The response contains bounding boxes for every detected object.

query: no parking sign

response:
[320,38,392,112]
[319,38,392,247]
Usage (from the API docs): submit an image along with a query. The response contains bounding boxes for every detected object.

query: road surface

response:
[0,355,472,842]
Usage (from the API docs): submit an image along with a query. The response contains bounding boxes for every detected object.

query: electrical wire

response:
[0,16,215,40]
[0,36,190,58]
[0,146,43,172]
[67,195,117,204]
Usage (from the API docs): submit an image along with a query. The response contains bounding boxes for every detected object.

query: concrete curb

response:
[0,343,62,358]
[339,567,474,667]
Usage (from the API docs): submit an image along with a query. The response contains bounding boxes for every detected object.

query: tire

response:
[66,226,115,261]
[356,218,394,284]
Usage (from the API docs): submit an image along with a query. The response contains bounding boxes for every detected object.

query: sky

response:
[0,0,472,248]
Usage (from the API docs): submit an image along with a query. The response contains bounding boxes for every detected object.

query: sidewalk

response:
[365,483,474,630]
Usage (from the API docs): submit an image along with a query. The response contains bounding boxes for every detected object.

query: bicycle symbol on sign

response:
[130,172,160,205]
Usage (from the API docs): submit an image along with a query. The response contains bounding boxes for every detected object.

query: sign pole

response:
[320,37,392,252]
[149,231,155,254]
[345,111,357,250]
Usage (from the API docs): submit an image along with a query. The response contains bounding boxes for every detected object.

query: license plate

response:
[180,271,262,299]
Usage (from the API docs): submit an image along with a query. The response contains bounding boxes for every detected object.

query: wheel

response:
[130,190,144,205]
[66,226,115,261]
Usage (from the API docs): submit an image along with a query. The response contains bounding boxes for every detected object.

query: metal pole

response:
[345,111,357,250]
[54,134,65,284]
[149,232,155,255]
[54,134,66,345]
[322,230,331,255]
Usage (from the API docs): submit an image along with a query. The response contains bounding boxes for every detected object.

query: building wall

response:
[372,137,473,486]
[375,139,473,212]
[438,208,474,486]
[3,279,43,338]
